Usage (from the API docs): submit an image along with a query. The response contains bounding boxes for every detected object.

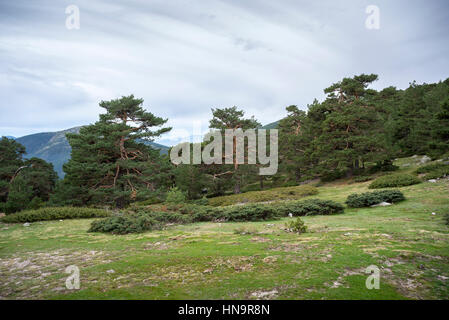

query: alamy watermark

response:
[65,5,80,30]
[365,265,380,289]
[65,265,80,289]
[170,128,279,175]
[365,5,380,30]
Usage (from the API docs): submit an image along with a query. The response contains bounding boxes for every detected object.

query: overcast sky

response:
[1,0,448,145]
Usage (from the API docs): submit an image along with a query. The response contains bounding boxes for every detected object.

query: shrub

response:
[415,163,449,180]
[277,199,344,216]
[368,174,421,189]
[353,176,374,183]
[0,207,111,223]
[345,190,405,208]
[321,169,346,182]
[89,213,161,234]
[208,185,318,206]
[368,160,399,174]
[165,187,187,204]
[215,204,282,222]
[445,213,449,226]
[285,217,307,234]
[190,196,209,206]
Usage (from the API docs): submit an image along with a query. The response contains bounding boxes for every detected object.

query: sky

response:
[1,0,448,146]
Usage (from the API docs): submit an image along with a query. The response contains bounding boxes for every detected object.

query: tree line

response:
[1,74,448,213]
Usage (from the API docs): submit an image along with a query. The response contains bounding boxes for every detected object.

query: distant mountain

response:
[261,120,279,130]
[15,127,169,178]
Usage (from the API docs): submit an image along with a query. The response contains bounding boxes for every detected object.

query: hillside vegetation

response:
[0,157,448,300]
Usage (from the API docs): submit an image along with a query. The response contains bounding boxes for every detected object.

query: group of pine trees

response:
[1,74,448,213]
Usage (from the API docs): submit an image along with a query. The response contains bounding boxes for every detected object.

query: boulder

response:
[23,222,30,227]
[420,155,431,164]
[428,179,438,183]
[371,202,392,207]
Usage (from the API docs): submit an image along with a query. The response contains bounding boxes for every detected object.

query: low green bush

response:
[215,204,282,222]
[90,198,344,234]
[208,185,318,206]
[415,163,449,180]
[277,199,344,216]
[0,207,111,223]
[89,213,161,234]
[285,217,307,234]
[345,190,405,208]
[165,187,186,204]
[353,176,374,183]
[368,174,421,189]
[445,213,449,226]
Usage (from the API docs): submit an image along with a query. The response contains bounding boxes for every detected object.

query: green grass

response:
[0,157,448,300]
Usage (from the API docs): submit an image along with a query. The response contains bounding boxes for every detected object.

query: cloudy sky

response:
[1,0,448,145]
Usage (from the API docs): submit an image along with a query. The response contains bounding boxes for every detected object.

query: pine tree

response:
[58,95,172,207]
[0,137,25,202]
[208,106,260,194]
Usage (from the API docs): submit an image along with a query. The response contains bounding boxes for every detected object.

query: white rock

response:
[288,213,293,218]
[420,155,431,164]
[106,269,115,273]
[371,202,392,207]
[428,179,437,183]
[23,222,30,227]
[431,212,436,216]
[412,155,418,158]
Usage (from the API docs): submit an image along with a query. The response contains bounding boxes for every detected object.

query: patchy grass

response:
[208,185,318,206]
[0,159,448,300]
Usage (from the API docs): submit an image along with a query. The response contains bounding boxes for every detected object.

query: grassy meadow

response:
[0,157,448,300]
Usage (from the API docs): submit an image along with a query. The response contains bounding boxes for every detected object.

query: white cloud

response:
[0,0,448,144]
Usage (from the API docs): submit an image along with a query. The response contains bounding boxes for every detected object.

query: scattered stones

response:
[262,256,278,264]
[437,275,448,281]
[203,268,213,274]
[250,289,278,299]
[330,281,342,288]
[371,202,392,207]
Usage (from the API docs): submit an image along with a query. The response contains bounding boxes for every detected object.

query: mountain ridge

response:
[15,126,169,178]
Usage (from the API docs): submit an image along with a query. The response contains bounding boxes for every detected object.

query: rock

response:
[412,155,418,158]
[23,222,30,227]
[371,202,392,207]
[420,155,431,164]
[431,212,436,216]
[428,179,437,183]
[288,213,293,218]
[59,219,63,222]
[106,269,115,273]
[263,256,278,263]
[250,289,278,299]
[437,275,449,281]
[344,232,352,236]
[401,163,410,167]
